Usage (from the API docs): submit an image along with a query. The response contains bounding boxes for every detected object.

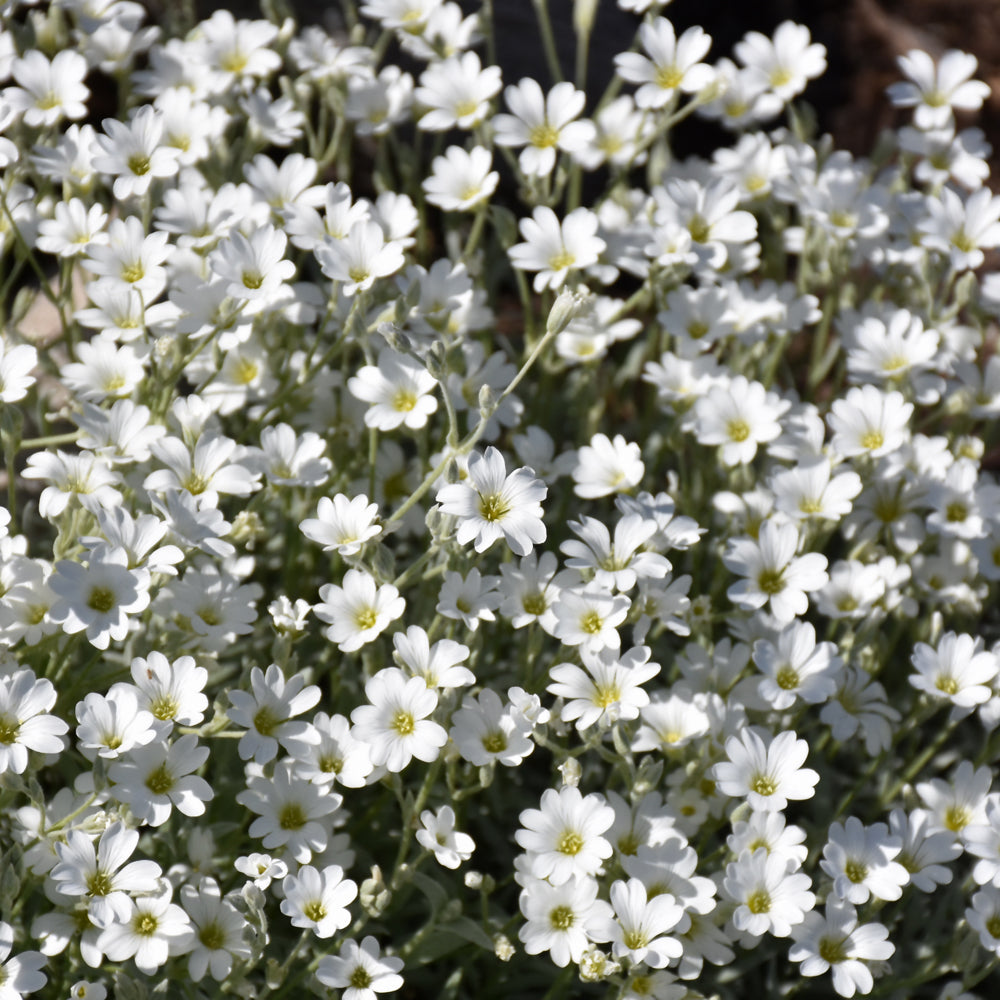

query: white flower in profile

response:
[967,884,1000,957]
[350,667,447,773]
[348,349,438,431]
[734,21,827,101]
[723,847,815,938]
[789,898,894,998]
[315,935,404,999]
[691,375,789,465]
[888,808,960,892]
[227,663,321,763]
[0,337,37,403]
[560,514,668,593]
[300,494,382,557]
[714,728,819,812]
[437,446,547,557]
[614,17,715,109]
[252,424,331,487]
[234,852,288,890]
[416,805,476,869]
[518,874,613,967]
[909,631,999,708]
[723,519,828,624]
[493,78,591,177]
[316,220,406,296]
[423,145,498,212]
[4,49,89,126]
[279,864,357,938]
[572,433,644,499]
[515,786,615,886]
[771,458,862,522]
[315,570,405,653]
[888,49,991,129]
[94,105,179,200]
[208,224,295,301]
[509,206,605,292]
[50,821,161,929]
[821,817,909,905]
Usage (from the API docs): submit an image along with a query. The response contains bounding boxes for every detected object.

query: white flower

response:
[887,49,990,129]
[107,734,214,827]
[234,853,288,890]
[493,78,591,177]
[518,874,613,967]
[713,728,819,812]
[0,668,68,775]
[180,877,252,982]
[614,18,715,109]
[392,626,474,690]
[967,884,1000,957]
[315,570,405,652]
[509,206,605,292]
[515,786,615,885]
[0,337,37,403]
[723,847,815,938]
[237,762,343,864]
[227,663,321,763]
[449,688,534,768]
[552,585,631,655]
[415,51,501,131]
[416,806,476,869]
[734,21,827,100]
[598,878,685,968]
[49,547,150,650]
[828,385,913,459]
[208,224,295,301]
[436,446,547,557]
[423,145,498,212]
[94,105,179,200]
[548,645,660,731]
[316,220,405,296]
[50,821,161,929]
[692,375,789,465]
[572,433,645,499]
[4,49,89,126]
[723,519,828,624]
[350,668,447,773]
[436,569,501,631]
[909,632,999,708]
[96,883,193,975]
[348,350,438,431]
[820,817,910,904]
[75,687,156,761]
[279,864,357,938]
[790,899,895,997]
[300,495,382,556]
[753,621,842,710]
[0,921,47,998]
[315,935,404,999]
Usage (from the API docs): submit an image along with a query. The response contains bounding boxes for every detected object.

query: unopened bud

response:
[558,758,582,788]
[493,934,515,962]
[478,384,497,420]
[573,0,599,38]
[360,865,391,917]
[546,287,590,337]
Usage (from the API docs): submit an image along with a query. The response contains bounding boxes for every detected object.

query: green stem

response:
[531,0,564,83]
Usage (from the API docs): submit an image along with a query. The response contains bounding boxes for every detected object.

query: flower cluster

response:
[0,1,999,999]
